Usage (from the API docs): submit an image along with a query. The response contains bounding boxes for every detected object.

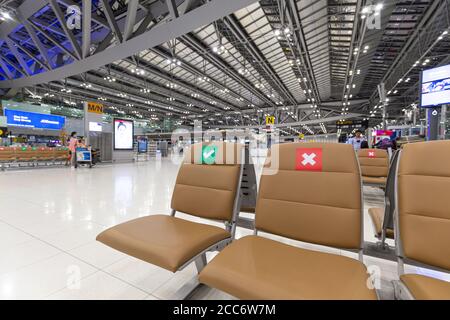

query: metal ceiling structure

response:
[0,0,449,136]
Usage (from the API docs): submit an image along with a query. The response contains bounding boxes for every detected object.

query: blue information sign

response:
[5,109,65,130]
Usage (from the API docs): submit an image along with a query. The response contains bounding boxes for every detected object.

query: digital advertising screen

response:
[114,118,134,150]
[5,109,65,130]
[421,64,450,107]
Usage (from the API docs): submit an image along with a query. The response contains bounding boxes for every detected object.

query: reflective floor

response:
[0,157,449,300]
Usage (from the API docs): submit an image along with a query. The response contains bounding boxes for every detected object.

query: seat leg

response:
[195,253,207,274]
[393,280,414,300]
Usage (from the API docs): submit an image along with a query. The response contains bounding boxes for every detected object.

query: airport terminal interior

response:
[0,0,450,301]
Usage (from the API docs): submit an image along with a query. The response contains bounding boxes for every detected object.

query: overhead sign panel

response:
[5,109,65,130]
[87,102,104,114]
[266,116,275,125]
[336,119,369,130]
[421,64,450,107]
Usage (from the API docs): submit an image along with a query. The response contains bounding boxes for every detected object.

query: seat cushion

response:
[97,215,231,272]
[401,274,450,300]
[363,176,387,186]
[199,235,377,300]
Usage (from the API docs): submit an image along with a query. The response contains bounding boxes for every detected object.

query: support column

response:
[440,105,447,140]
[83,101,104,145]
[427,107,441,141]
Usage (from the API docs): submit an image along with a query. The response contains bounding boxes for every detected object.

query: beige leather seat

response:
[368,207,394,239]
[200,143,377,300]
[367,149,400,242]
[97,142,243,273]
[358,149,389,187]
[395,141,450,300]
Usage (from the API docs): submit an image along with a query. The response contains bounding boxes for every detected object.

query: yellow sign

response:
[87,102,104,114]
[266,116,275,125]
[299,133,305,140]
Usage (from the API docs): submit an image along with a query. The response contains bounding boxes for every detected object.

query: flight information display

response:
[421,64,450,107]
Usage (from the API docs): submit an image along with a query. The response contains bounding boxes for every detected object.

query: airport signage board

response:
[5,109,65,130]
[336,119,369,130]
[266,116,275,125]
[114,118,134,150]
[87,102,104,114]
[89,122,102,132]
[0,127,8,137]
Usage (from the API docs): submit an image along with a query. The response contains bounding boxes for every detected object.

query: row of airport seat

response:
[0,146,69,168]
[96,141,450,300]
[358,148,390,188]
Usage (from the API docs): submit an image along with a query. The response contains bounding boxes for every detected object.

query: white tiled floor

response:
[0,158,448,300]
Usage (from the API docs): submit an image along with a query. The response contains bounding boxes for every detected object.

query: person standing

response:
[68,131,78,168]
[347,130,366,151]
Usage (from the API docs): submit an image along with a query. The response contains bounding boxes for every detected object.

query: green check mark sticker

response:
[202,145,217,165]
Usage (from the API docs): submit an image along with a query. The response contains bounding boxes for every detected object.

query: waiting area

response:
[0,147,69,169]
[71,141,450,299]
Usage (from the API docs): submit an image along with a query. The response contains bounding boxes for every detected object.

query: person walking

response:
[347,130,366,151]
[68,131,78,168]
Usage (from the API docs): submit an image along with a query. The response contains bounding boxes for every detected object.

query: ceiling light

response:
[1,12,11,20]
[103,76,116,82]
[131,68,145,75]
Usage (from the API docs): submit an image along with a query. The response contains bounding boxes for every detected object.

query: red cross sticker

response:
[296,148,323,171]
[368,151,376,158]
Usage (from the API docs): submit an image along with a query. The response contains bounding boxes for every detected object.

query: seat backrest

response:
[0,147,15,159]
[171,142,243,222]
[255,142,363,249]
[396,141,450,271]
[383,150,400,231]
[358,149,389,177]
[17,148,36,159]
[37,148,53,158]
[55,148,69,157]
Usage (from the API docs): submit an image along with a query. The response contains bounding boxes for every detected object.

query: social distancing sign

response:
[296,148,323,171]
[202,145,217,165]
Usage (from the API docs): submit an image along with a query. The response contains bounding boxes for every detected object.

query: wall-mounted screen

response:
[421,64,450,107]
[114,118,133,150]
[89,122,102,132]
[5,109,65,130]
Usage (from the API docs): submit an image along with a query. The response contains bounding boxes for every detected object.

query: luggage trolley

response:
[75,147,92,168]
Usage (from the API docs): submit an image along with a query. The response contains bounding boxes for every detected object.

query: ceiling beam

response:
[0,0,260,89]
